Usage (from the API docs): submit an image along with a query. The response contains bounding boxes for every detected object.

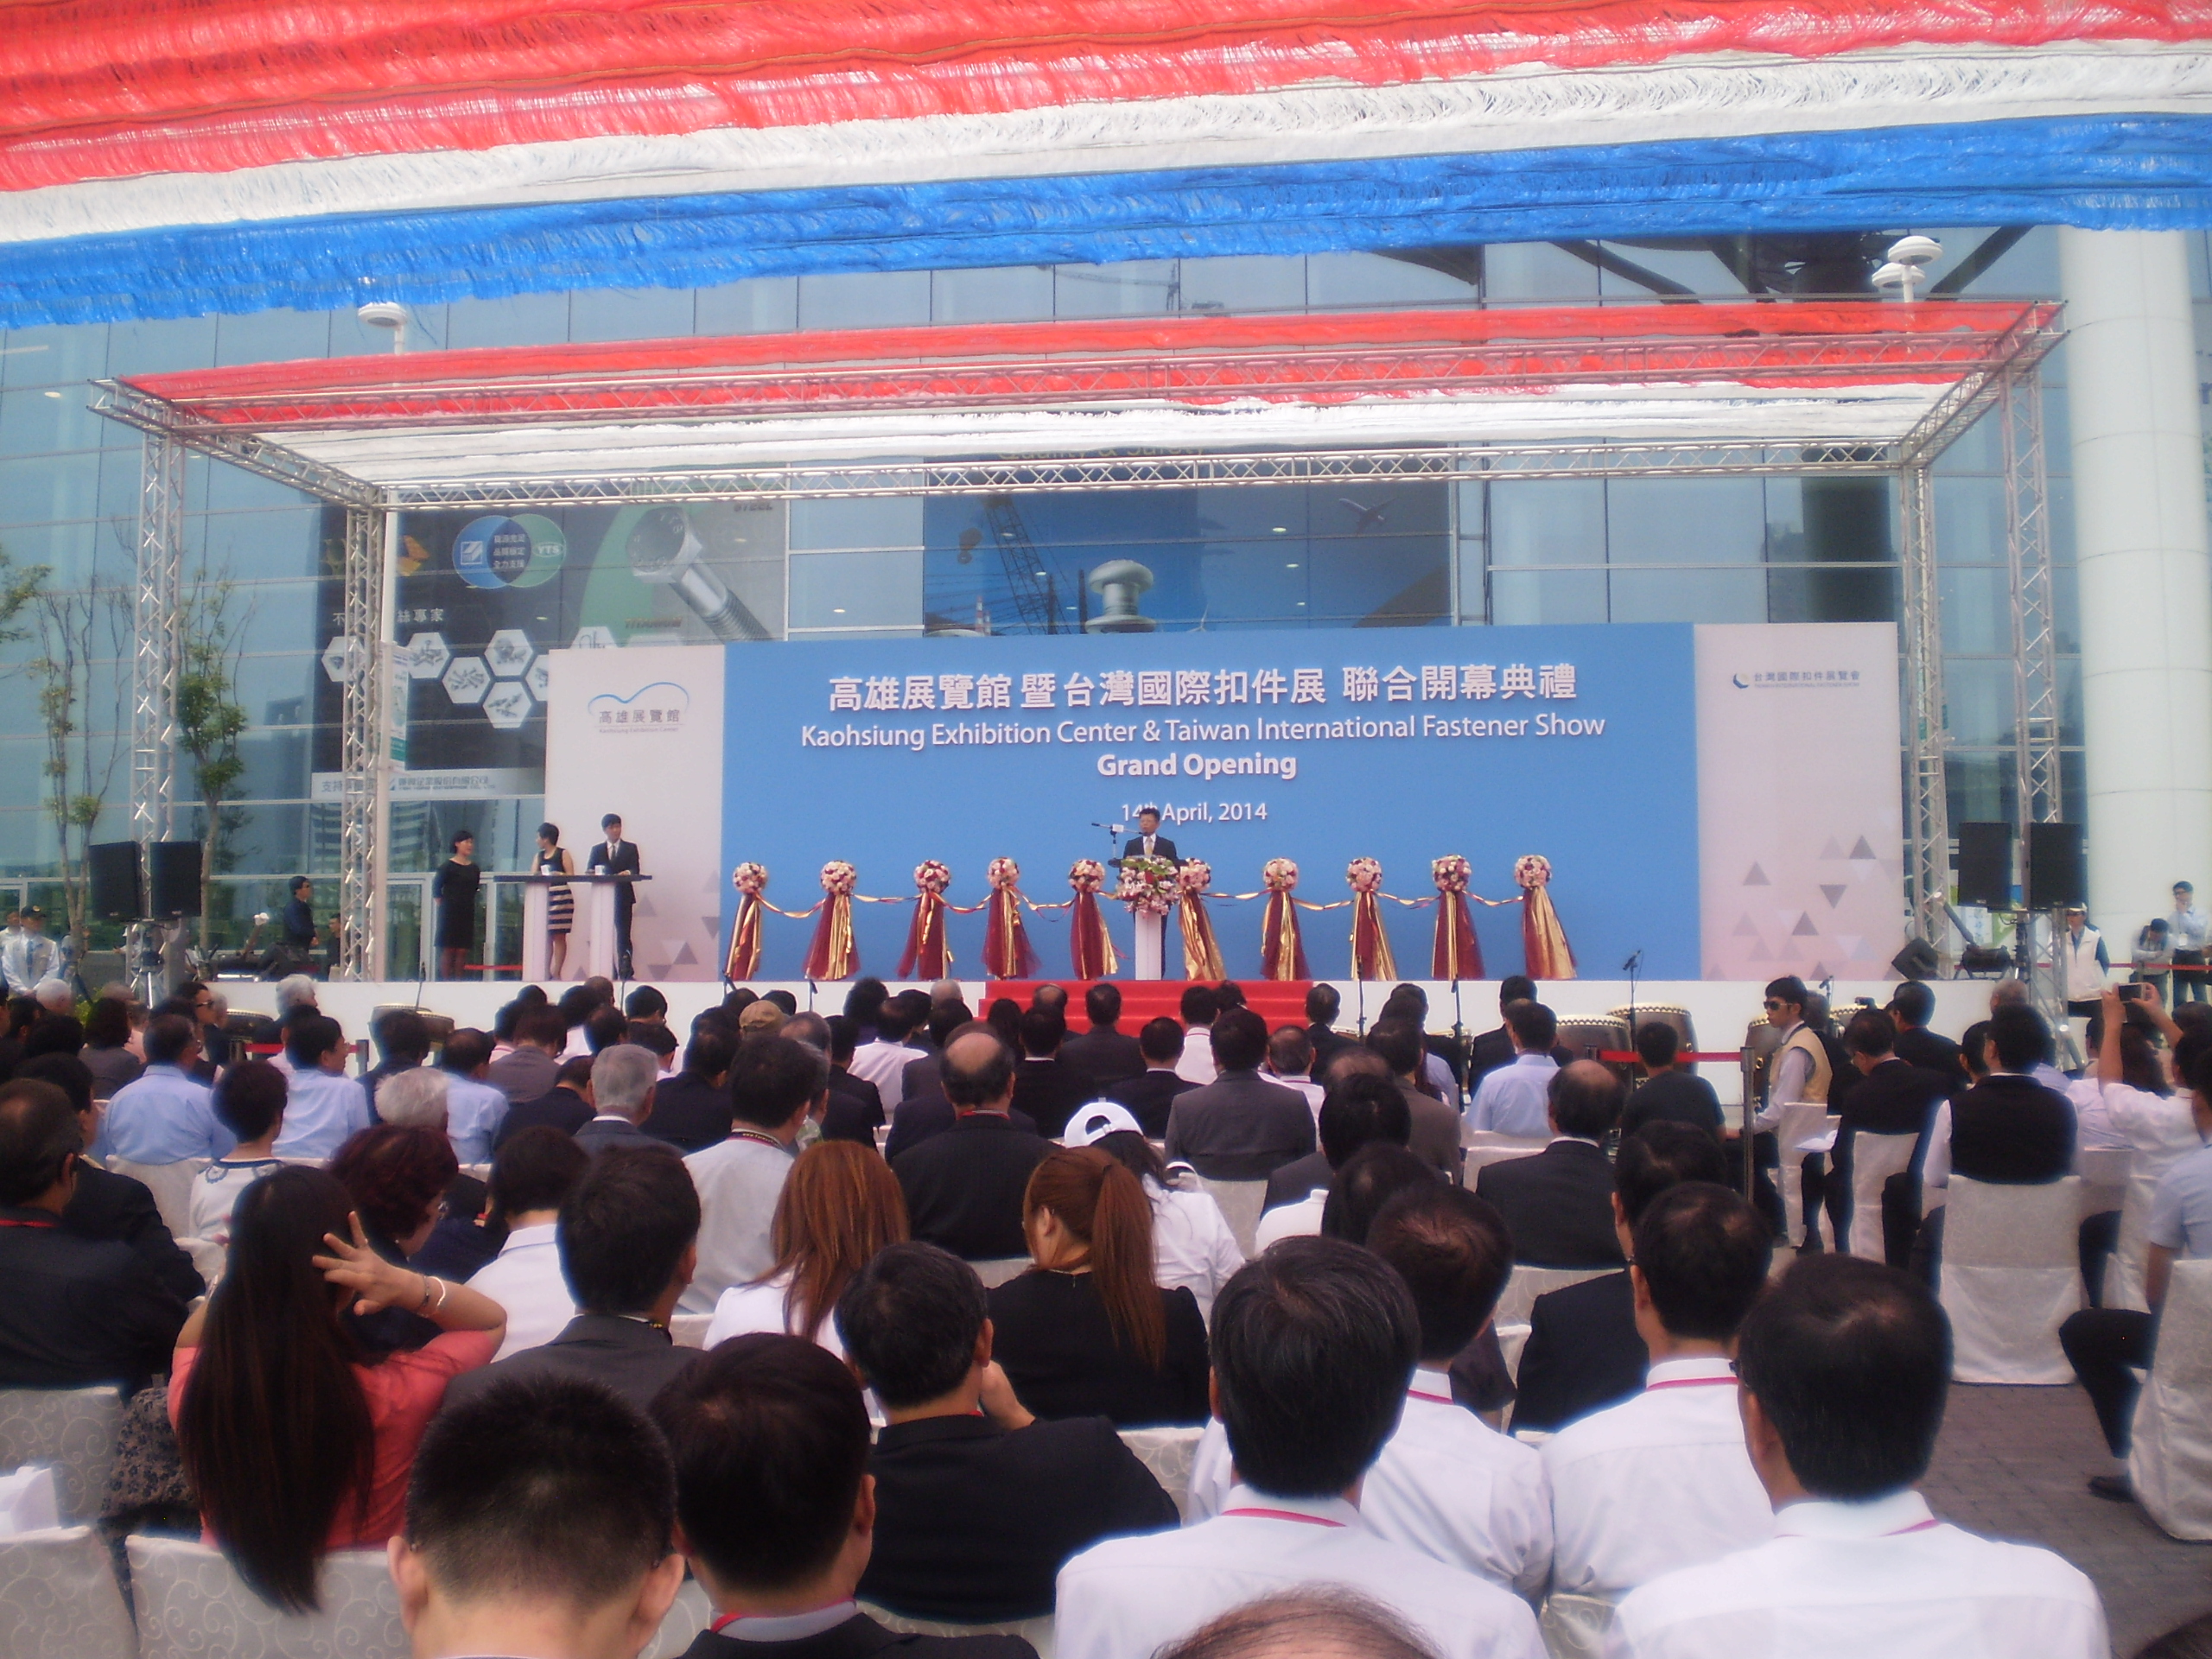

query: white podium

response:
[1133,912,1165,980]
[498,873,646,982]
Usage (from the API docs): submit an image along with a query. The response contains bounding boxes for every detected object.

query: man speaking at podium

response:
[1118,807,1179,868]
[586,813,641,978]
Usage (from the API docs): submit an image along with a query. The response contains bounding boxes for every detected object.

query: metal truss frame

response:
[335,505,382,982]
[1897,461,1948,953]
[129,433,184,886]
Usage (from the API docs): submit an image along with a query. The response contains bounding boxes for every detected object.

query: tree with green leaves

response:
[29,582,124,960]
[178,583,251,947]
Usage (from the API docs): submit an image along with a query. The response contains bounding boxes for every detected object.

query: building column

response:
[2059,227,2212,930]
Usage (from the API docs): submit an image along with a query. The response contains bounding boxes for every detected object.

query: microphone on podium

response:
[1092,822,1127,835]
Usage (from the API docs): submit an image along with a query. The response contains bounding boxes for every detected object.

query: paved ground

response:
[1924,1383,2212,1656]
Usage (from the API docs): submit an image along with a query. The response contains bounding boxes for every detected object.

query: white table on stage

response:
[491,873,648,982]
[1134,912,1165,980]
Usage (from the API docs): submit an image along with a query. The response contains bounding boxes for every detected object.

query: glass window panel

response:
[2062,750,2086,821]
[1180,256,1306,315]
[1762,478,1807,559]
[1594,241,1741,297]
[1610,567,1766,623]
[788,550,923,632]
[1490,568,1608,626]
[1943,658,2016,747]
[1483,242,1600,302]
[569,286,696,343]
[2058,656,2083,747]
[205,460,319,512]
[931,266,1054,324]
[1608,477,1764,564]
[1306,252,1474,309]
[2,324,110,389]
[1938,566,2012,653]
[1935,475,2006,564]
[790,496,924,551]
[1457,538,1488,624]
[1488,480,1605,567]
[1303,534,1449,627]
[201,509,325,583]
[214,308,330,367]
[696,278,800,335]
[1795,479,1893,564]
[1945,750,2017,830]
[213,581,322,660]
[1194,486,1310,542]
[2048,474,2075,565]
[0,451,100,525]
[798,271,931,330]
[0,519,101,591]
[446,292,572,350]
[1767,563,1898,624]
[2052,562,2080,656]
[327,303,450,358]
[1931,224,2059,300]
[228,723,315,803]
[0,387,105,455]
[1055,262,1177,318]
[1933,408,2001,474]
[0,741,54,810]
[1189,540,1313,626]
[233,654,327,721]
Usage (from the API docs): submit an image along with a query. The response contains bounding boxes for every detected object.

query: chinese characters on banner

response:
[826,661,1580,713]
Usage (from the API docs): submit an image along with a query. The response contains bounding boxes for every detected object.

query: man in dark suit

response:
[641,1029,734,1152]
[1466,975,1576,1088]
[1365,1019,1462,1184]
[1303,983,1355,1071]
[584,812,642,978]
[841,1242,1179,1622]
[1500,1122,1731,1433]
[818,1014,886,1145]
[1059,983,1145,1102]
[1263,1068,1410,1212]
[0,1079,189,1392]
[1887,980,1967,1092]
[1116,807,1178,868]
[1475,1060,1625,1268]
[1619,1022,1724,1141]
[573,1045,666,1158]
[1105,1017,1200,1139]
[1835,1009,1949,1267]
[894,1032,1051,1260]
[1011,1007,1083,1141]
[495,1056,596,1150]
[1164,1009,1315,1181]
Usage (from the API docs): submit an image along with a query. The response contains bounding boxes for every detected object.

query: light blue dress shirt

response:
[1469,1052,1561,1138]
[2171,905,2211,953]
[98,1064,233,1163]
[273,1066,373,1160]
[444,1074,512,1165]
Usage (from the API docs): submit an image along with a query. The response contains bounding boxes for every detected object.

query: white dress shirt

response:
[1186,1372,1551,1599]
[2171,904,2211,953]
[704,1268,842,1356]
[1607,1488,2106,1659]
[2066,1077,2131,1151]
[1175,1029,1219,1087]
[1057,1484,1544,1659]
[187,1156,286,1246]
[467,1222,575,1360]
[443,1073,512,1165]
[1541,1357,1773,1597]
[1470,1052,1560,1137]
[849,1039,925,1110]
[1254,1190,1328,1250]
[1268,1071,1325,1120]
[1147,1178,1245,1321]
[681,1131,796,1313]
[272,1066,373,1160]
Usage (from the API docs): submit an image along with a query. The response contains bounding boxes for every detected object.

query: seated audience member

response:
[575,1043,664,1156]
[374,1067,452,1151]
[1062,983,1147,1101]
[1368,1020,1463,1182]
[0,1077,189,1389]
[1013,1007,1084,1140]
[1541,1183,1773,1595]
[1620,1025,1723,1140]
[836,1243,1178,1622]
[1260,1071,1411,1248]
[887,1018,1041,1161]
[275,1015,373,1160]
[898,1000,970,1113]
[448,1145,702,1414]
[81,994,143,1100]
[1158,1591,1442,1659]
[465,1126,591,1360]
[189,1058,290,1247]
[1166,1010,1317,1181]
[394,1375,684,1659]
[1305,983,1354,1071]
[817,1014,887,1147]
[1194,1185,1548,1598]
[1887,980,1968,1091]
[1466,976,1535,1085]
[1467,1001,1563,1138]
[364,1009,432,1119]
[1106,1016,1201,1138]
[1834,1008,1950,1266]
[1263,1026,1325,1116]
[499,1054,596,1148]
[707,1138,907,1355]
[1610,1255,2106,1659]
[683,1034,822,1313]
[25,1052,202,1300]
[1506,1122,1730,1433]
[656,1331,1039,1659]
[330,1124,463,1352]
[1321,1142,1439,1248]
[1056,1237,1541,1659]
[1380,985,1465,1109]
[626,984,670,1027]
[628,1019,681,1074]
[436,1029,508,1165]
[643,1027,736,1151]
[2077,987,2198,1306]
[171,1166,505,1611]
[1075,1104,1245,1321]
[895,1030,1052,1262]
[97,1012,232,1163]
[581,1004,628,1058]
[850,995,927,1113]
[22,1011,83,1060]
[1175,984,1221,1086]
[741,997,790,1038]
[990,1146,1211,1426]
[1474,1060,1626,1268]
[486,1010,566,1108]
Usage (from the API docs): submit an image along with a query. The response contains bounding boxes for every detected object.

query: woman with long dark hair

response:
[986,1145,1209,1427]
[169,1166,504,1612]
[705,1138,907,1355]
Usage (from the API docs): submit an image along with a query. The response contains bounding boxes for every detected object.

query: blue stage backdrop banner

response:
[721,623,1699,982]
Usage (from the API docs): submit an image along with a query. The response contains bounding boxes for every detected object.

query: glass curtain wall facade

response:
[0,228,2153,950]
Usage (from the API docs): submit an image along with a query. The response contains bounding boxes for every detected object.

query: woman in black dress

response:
[430,830,480,980]
[986,1145,1210,1427]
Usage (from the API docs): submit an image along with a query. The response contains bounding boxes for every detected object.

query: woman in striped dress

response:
[535,822,575,979]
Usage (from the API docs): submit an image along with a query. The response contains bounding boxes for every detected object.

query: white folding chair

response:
[1462,1132,1548,1180]
[639,1579,715,1659]
[861,1601,1055,1659]
[969,1257,1032,1289]
[129,1535,408,1659]
[669,1313,715,1349]
[1938,1176,2082,1384]
[2132,1258,2212,1540]
[1495,1322,1532,1385]
[1540,1592,1618,1659]
[1773,1103,1839,1250]
[2104,1154,2162,1313]
[1492,1266,1610,1330]
[109,1157,210,1240]
[0,1525,135,1659]
[1847,1129,1918,1261]
[0,1386,123,1524]
[1118,1424,1206,1521]
[1197,1179,1268,1258]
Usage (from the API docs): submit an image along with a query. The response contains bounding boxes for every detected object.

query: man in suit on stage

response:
[1116,807,1178,868]
[1474,1060,1626,1268]
[585,813,641,978]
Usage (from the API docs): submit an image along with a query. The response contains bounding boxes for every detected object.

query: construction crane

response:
[960,493,1060,634]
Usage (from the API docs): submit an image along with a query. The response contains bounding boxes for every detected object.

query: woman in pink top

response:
[169,1166,505,1611]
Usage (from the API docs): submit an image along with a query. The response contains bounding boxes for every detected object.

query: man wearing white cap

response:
[1067,1101,1244,1321]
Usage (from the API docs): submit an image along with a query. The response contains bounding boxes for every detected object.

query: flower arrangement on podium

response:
[1065,858,1119,980]
[1430,854,1486,982]
[1346,856,1398,982]
[899,860,954,978]
[982,856,1039,979]
[804,860,861,980]
[725,861,769,981]
[1115,855,1179,918]
[1258,857,1311,981]
[1516,854,1578,980]
[1176,860,1229,981]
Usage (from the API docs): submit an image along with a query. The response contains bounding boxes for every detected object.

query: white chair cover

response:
[970,1257,1032,1289]
[177,1236,227,1287]
[1493,1266,1610,1330]
[1197,1179,1268,1258]
[1540,1591,1617,1659]
[861,1600,1055,1659]
[1848,1130,1918,1261]
[2104,1163,2159,1313]
[2131,1257,2212,1540]
[639,1579,715,1659]
[129,1535,407,1659]
[1938,1176,2082,1384]
[668,1313,715,1350]
[109,1157,210,1240]
[0,1525,135,1659]
[1462,1133,1548,1180]
[1495,1322,1532,1385]
[0,1386,122,1523]
[1117,1424,1206,1521]
[1773,1104,1840,1250]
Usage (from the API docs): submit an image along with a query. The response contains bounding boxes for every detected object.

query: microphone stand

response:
[1450,977,1469,1100]
[1623,949,1643,1083]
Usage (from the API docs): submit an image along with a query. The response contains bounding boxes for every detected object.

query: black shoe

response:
[2088,1473,2133,1503]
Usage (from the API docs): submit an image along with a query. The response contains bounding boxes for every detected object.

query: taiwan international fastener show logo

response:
[1732,668,1862,690]
[588,681,690,734]
[453,514,566,589]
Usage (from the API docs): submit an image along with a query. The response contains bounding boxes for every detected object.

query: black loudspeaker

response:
[1891,938,1942,980]
[2025,822,2088,912]
[87,842,143,920]
[1955,822,2013,909]
[149,841,203,917]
